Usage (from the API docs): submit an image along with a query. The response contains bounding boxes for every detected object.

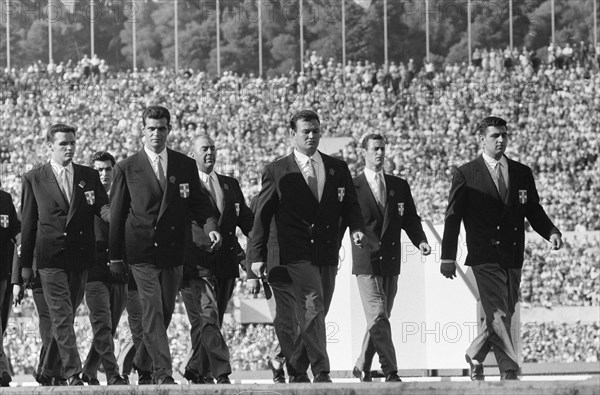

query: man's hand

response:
[13,285,24,307]
[109,260,128,283]
[550,233,563,250]
[246,279,261,295]
[440,259,457,279]
[21,267,33,288]
[352,231,367,249]
[208,231,222,251]
[419,242,432,256]
[251,262,267,279]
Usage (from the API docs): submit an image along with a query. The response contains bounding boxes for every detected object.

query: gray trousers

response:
[125,288,148,375]
[0,279,11,376]
[355,274,398,375]
[268,280,299,376]
[286,260,337,376]
[181,277,231,378]
[83,281,127,380]
[467,263,521,373]
[130,264,182,380]
[32,286,62,378]
[38,268,87,379]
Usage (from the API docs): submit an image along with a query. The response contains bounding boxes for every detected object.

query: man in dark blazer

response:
[247,110,366,383]
[247,192,299,383]
[0,188,20,387]
[109,106,221,385]
[180,135,253,385]
[82,151,128,385]
[20,124,110,386]
[441,116,563,381]
[351,134,431,383]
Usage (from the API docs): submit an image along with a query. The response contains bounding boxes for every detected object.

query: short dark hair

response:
[289,110,320,131]
[90,151,116,166]
[142,106,171,128]
[361,133,386,149]
[476,116,507,135]
[47,124,76,142]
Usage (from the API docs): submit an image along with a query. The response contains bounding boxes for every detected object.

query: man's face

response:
[93,160,114,190]
[292,119,321,156]
[362,138,386,171]
[48,132,76,165]
[194,136,216,174]
[481,125,508,160]
[143,117,171,153]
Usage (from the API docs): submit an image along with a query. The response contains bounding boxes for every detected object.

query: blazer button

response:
[513,242,517,246]
[379,256,383,260]
[171,226,175,231]
[391,242,395,246]
[154,242,158,247]
[496,226,500,230]
[310,239,314,244]
[392,257,396,260]
[230,247,234,251]
[326,225,330,229]
[154,227,157,230]
[63,232,67,236]
[514,227,517,231]
[229,232,233,235]
[80,231,83,235]
[495,241,501,246]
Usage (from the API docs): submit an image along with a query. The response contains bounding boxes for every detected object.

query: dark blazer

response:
[441,155,560,269]
[0,191,20,280]
[20,163,109,271]
[109,149,218,267]
[351,173,427,276]
[184,173,253,279]
[88,214,111,283]
[247,152,364,266]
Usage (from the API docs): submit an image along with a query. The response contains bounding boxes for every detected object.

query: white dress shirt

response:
[50,159,74,202]
[294,149,325,201]
[199,170,224,213]
[482,152,509,193]
[144,145,168,183]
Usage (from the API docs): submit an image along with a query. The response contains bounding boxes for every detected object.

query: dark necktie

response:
[157,156,166,193]
[306,159,319,201]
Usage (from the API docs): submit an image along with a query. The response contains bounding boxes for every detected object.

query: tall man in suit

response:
[247,110,366,383]
[441,116,563,380]
[247,193,298,383]
[20,124,110,386]
[82,151,128,385]
[0,188,20,387]
[109,106,221,385]
[351,134,431,383]
[180,135,253,384]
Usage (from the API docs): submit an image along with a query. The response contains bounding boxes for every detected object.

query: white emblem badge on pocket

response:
[179,183,190,198]
[398,202,404,216]
[337,187,345,202]
[85,191,95,205]
[519,190,527,204]
[0,214,8,228]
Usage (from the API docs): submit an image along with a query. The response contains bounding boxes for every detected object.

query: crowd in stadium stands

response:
[522,322,600,363]
[1,42,598,372]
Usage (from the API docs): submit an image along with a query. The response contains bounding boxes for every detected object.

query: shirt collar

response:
[294,149,322,166]
[199,170,217,184]
[144,145,167,163]
[364,167,384,182]
[482,152,508,168]
[50,159,73,174]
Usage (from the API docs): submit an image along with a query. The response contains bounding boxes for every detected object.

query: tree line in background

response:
[0,0,597,75]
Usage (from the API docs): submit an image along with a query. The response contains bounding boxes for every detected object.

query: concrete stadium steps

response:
[2,380,600,395]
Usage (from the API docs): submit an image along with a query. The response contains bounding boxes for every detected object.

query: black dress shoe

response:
[501,370,519,380]
[122,375,130,385]
[268,359,286,383]
[107,374,128,385]
[385,372,402,382]
[313,372,332,383]
[157,376,177,385]
[37,374,52,386]
[183,369,200,384]
[217,374,231,384]
[0,372,11,387]
[82,373,100,385]
[465,354,484,381]
[290,372,310,383]
[137,370,154,385]
[68,374,84,386]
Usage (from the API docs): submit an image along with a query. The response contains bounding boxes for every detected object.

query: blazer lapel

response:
[42,163,69,213]
[381,175,393,236]
[157,149,177,222]
[138,150,165,204]
[358,172,383,225]
[505,156,517,207]
[476,156,503,202]
[285,153,313,201]
[66,164,83,225]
